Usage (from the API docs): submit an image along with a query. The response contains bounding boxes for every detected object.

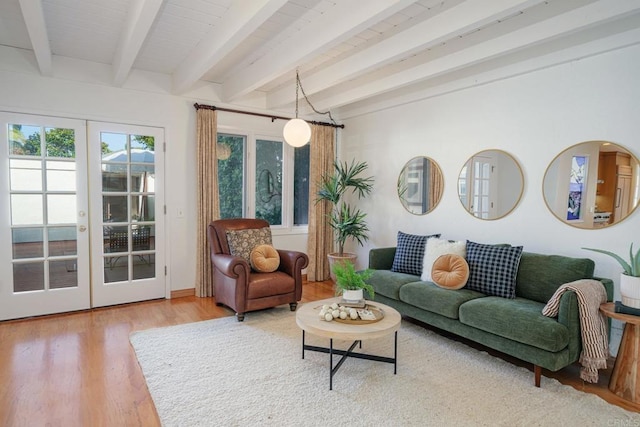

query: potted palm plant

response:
[583,243,640,308]
[332,260,374,301]
[317,159,374,279]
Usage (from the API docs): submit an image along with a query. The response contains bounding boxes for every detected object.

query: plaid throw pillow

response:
[391,231,440,276]
[465,240,523,298]
[226,227,272,264]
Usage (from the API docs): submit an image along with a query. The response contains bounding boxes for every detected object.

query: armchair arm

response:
[277,249,309,277]
[211,253,250,278]
[369,247,396,270]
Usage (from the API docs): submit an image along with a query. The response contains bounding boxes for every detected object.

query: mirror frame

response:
[397,156,444,215]
[543,140,640,229]
[457,149,524,221]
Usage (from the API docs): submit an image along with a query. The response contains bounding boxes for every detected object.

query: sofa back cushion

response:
[515,252,595,303]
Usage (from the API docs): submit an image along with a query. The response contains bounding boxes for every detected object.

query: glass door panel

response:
[89,122,164,307]
[0,113,89,320]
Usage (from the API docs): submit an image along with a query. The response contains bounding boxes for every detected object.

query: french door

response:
[88,122,165,307]
[0,114,166,320]
[0,113,90,320]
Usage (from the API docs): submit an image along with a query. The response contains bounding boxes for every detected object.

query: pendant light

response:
[283,70,312,147]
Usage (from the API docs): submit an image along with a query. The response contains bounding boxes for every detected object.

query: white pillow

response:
[421,238,466,282]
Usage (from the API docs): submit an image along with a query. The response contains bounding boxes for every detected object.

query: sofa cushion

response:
[367,269,419,300]
[516,252,596,303]
[465,241,523,299]
[399,281,486,319]
[226,227,272,263]
[420,238,466,282]
[431,254,469,289]
[459,297,569,352]
[391,231,440,276]
[250,244,280,272]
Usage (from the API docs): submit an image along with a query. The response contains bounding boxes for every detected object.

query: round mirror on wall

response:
[457,149,524,220]
[397,157,444,215]
[543,141,640,229]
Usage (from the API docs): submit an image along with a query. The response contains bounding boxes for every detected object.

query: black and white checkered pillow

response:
[465,240,523,298]
[391,231,440,276]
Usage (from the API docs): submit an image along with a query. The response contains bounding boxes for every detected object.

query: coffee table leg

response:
[301,330,305,360]
[329,338,334,391]
[394,331,398,374]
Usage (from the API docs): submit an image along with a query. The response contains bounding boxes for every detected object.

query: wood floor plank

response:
[0,280,637,426]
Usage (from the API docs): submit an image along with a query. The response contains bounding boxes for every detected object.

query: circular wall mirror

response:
[397,156,444,215]
[457,150,524,220]
[543,141,640,229]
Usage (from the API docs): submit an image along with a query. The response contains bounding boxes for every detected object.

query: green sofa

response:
[367,247,613,386]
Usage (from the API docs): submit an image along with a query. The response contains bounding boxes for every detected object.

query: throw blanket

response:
[542,279,608,383]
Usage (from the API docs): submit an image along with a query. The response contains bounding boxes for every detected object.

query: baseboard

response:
[171,288,195,298]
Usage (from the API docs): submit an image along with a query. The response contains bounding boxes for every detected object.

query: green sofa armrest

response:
[594,277,614,302]
[369,247,396,270]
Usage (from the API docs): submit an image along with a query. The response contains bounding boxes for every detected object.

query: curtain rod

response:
[193,103,344,129]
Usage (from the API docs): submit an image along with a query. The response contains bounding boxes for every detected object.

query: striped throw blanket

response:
[542,279,608,383]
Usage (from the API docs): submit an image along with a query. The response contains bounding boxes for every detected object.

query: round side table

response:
[600,302,640,403]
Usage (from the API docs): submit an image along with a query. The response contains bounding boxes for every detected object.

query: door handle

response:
[79,225,87,232]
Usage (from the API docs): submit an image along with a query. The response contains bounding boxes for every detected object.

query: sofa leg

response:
[534,365,541,387]
[289,303,298,311]
[236,313,245,322]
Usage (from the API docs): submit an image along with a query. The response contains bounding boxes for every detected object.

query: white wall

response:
[0,46,305,294]
[340,44,640,353]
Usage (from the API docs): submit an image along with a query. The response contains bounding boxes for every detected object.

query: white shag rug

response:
[130,305,640,426]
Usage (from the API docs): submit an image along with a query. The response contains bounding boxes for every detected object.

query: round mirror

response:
[397,156,444,215]
[457,150,524,220]
[543,141,639,229]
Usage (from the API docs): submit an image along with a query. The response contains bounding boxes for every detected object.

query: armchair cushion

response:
[250,244,280,272]
[226,227,272,263]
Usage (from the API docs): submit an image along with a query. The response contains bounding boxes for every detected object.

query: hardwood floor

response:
[0,281,637,426]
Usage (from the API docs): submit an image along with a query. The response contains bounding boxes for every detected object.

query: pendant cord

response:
[296,69,337,125]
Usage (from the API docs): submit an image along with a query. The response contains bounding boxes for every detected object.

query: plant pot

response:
[327,253,357,282]
[342,289,364,302]
[620,273,640,309]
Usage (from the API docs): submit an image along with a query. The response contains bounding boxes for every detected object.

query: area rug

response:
[130,305,640,426]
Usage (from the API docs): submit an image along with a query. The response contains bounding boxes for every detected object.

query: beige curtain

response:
[429,162,444,211]
[195,108,220,297]
[307,124,336,281]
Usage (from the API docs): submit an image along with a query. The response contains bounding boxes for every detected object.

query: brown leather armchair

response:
[207,218,309,321]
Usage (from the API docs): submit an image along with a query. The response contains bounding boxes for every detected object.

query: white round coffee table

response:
[296,297,401,390]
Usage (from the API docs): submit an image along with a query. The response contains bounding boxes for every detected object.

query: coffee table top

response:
[296,297,401,341]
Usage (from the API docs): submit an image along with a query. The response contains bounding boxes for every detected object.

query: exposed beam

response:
[222,0,415,102]
[311,0,640,110]
[18,0,52,76]
[267,0,543,109]
[172,0,287,95]
[112,0,164,87]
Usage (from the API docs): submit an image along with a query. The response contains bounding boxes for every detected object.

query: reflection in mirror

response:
[397,157,444,215]
[543,141,640,229]
[458,150,524,220]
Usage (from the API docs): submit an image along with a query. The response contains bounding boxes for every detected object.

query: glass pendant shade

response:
[283,118,311,147]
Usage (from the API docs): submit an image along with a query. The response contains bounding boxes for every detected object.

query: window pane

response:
[133,254,155,280]
[47,194,76,224]
[45,127,75,158]
[101,133,128,161]
[46,161,76,191]
[11,194,43,225]
[102,169,127,192]
[49,260,77,289]
[130,135,155,160]
[294,144,310,225]
[131,195,155,221]
[103,195,128,222]
[255,139,282,225]
[217,134,245,219]
[12,228,44,259]
[13,262,44,292]
[48,226,77,256]
[9,124,41,156]
[10,159,42,191]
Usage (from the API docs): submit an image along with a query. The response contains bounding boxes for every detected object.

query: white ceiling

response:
[2,0,640,119]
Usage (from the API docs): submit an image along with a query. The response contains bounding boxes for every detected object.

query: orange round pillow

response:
[250,244,280,272]
[431,254,469,290]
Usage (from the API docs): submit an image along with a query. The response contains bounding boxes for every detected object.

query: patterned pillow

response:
[465,240,523,298]
[391,231,441,276]
[226,227,272,264]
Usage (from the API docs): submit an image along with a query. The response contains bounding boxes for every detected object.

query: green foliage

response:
[583,243,640,277]
[317,159,374,255]
[132,135,155,150]
[332,261,374,298]
[217,135,245,219]
[44,128,75,157]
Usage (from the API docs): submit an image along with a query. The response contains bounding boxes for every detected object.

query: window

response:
[217,132,309,229]
[567,155,587,221]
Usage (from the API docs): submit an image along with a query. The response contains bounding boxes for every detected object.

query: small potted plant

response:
[332,260,374,301]
[583,243,640,308]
